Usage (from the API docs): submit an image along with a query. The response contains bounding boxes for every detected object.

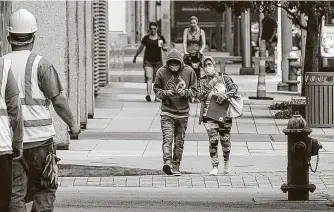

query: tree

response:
[199,1,334,96]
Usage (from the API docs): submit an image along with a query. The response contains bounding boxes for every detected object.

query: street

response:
[29,187,333,212]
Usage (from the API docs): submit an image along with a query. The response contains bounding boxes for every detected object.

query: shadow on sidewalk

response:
[59,164,194,177]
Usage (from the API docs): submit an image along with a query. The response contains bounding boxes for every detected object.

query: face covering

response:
[169,64,180,73]
[204,66,215,75]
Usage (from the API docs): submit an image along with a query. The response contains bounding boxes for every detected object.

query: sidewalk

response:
[56,73,334,199]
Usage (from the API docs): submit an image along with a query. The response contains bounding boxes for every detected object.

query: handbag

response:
[226,94,244,118]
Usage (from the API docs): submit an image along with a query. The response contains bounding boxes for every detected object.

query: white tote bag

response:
[226,94,244,118]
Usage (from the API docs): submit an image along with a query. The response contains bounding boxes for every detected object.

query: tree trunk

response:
[301,7,321,96]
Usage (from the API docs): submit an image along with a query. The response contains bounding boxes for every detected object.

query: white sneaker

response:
[223,161,229,174]
[209,167,219,176]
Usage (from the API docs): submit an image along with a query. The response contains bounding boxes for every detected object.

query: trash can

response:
[305,72,334,128]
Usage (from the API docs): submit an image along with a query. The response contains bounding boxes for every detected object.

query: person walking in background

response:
[153,49,198,176]
[259,10,277,73]
[197,56,238,175]
[182,16,206,103]
[5,9,81,212]
[0,57,23,212]
[133,22,168,102]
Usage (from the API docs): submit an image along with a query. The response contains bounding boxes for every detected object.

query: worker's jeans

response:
[9,139,57,212]
[161,115,188,171]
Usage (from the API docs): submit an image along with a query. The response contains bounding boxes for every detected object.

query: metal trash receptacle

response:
[305,72,334,128]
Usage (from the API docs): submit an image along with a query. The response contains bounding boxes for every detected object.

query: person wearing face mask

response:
[133,22,168,102]
[197,56,238,175]
[153,49,198,176]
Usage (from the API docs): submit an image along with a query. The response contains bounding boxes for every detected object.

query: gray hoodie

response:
[153,49,198,117]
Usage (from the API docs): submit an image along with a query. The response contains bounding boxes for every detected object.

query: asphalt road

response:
[27,187,334,212]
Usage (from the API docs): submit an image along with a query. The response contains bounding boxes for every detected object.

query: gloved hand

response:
[69,124,81,138]
[133,56,137,63]
[41,153,61,189]
[216,93,228,104]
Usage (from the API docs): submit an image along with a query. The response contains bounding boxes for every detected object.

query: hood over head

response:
[166,49,184,67]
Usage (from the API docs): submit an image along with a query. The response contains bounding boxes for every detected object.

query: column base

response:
[56,143,69,150]
[277,82,289,91]
[239,67,255,75]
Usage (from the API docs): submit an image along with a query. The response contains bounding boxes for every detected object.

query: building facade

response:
[0,0,109,149]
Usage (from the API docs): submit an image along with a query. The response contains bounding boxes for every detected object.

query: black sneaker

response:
[145,95,151,102]
[162,164,173,175]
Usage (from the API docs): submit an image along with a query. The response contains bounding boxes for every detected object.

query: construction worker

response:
[0,57,23,212]
[4,9,81,211]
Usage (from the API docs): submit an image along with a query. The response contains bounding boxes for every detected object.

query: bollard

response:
[281,114,322,201]
[249,40,274,100]
[286,51,301,92]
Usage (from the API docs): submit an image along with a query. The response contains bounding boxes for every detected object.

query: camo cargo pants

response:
[161,115,188,171]
[203,117,232,168]
[9,139,57,212]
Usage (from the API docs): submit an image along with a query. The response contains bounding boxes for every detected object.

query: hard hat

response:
[8,9,38,34]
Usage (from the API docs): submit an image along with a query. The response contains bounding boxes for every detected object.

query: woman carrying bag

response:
[197,56,243,175]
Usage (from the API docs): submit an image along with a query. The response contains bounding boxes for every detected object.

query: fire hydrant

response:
[281,114,322,201]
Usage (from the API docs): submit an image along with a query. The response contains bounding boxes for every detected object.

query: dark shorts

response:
[143,60,163,83]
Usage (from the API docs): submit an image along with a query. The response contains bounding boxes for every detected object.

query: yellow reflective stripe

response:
[24,118,52,127]
[0,109,8,116]
[25,53,38,101]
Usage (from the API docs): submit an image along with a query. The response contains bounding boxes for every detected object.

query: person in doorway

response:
[260,10,277,73]
[197,56,238,175]
[133,22,168,102]
[0,57,23,212]
[153,49,198,176]
[182,16,206,102]
[4,9,81,212]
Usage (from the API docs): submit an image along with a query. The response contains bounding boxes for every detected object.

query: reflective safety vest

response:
[0,58,13,152]
[3,51,56,143]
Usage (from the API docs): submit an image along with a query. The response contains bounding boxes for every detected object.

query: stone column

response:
[78,1,87,129]
[161,0,171,48]
[67,1,81,140]
[11,1,79,149]
[148,0,156,22]
[239,10,254,75]
[233,15,241,56]
[86,0,95,119]
[126,1,136,44]
[225,8,233,55]
[135,0,141,42]
[277,8,292,91]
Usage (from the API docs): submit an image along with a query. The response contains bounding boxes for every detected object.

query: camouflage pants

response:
[9,139,57,212]
[161,115,188,170]
[203,117,232,168]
